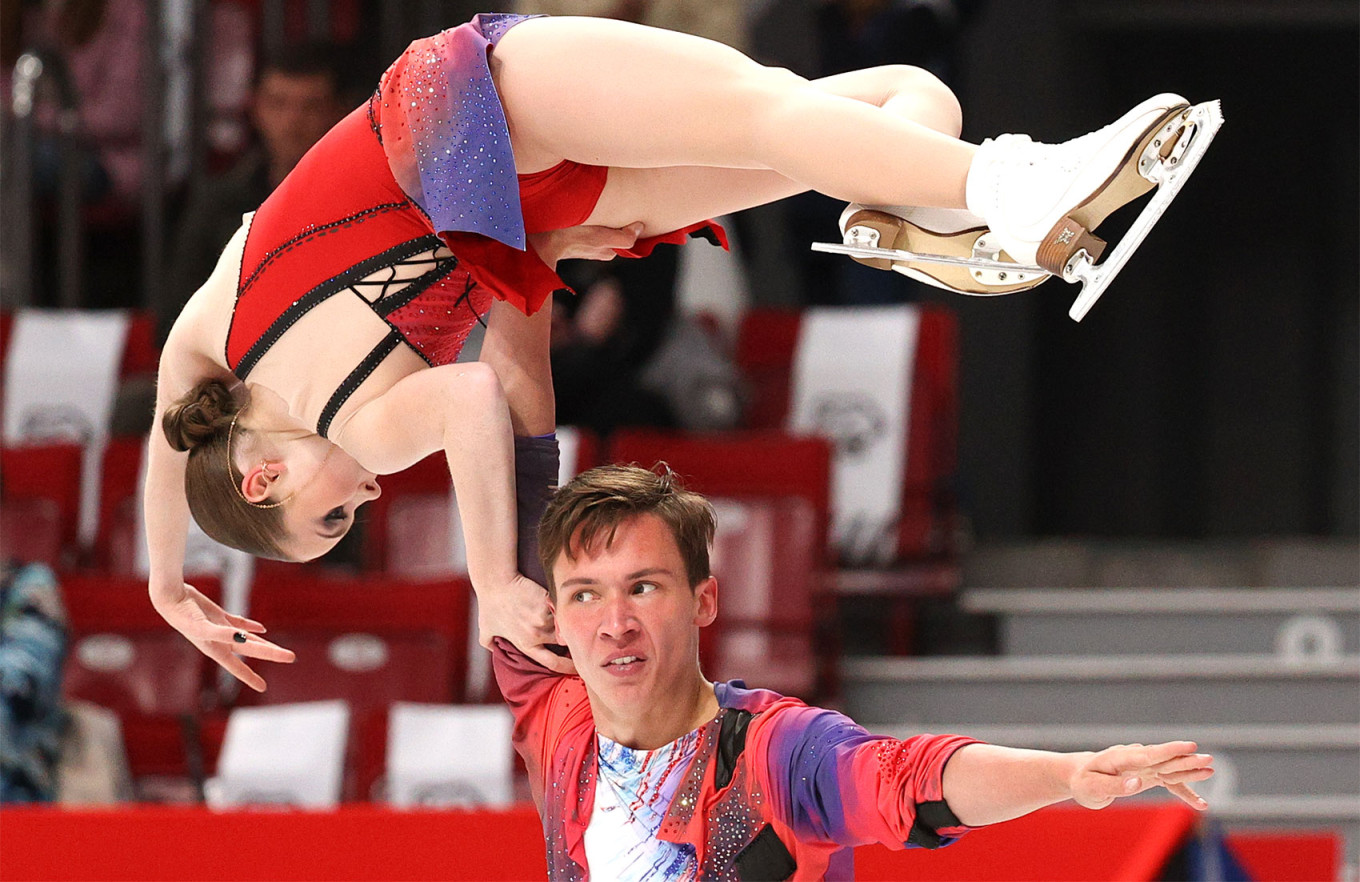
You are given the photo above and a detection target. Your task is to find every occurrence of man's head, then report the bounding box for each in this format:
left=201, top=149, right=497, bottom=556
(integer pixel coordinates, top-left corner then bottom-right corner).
left=538, top=464, right=719, bottom=741
left=539, top=463, right=715, bottom=596
left=252, top=42, right=348, bottom=182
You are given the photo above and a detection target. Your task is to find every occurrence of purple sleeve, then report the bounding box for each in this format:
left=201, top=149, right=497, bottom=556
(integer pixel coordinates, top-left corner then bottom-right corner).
left=756, top=705, right=979, bottom=849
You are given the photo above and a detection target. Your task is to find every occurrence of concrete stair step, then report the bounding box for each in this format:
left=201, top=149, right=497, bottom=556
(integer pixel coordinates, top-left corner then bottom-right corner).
left=841, top=654, right=1360, bottom=726
left=961, top=587, right=1360, bottom=657
left=871, top=723, right=1360, bottom=800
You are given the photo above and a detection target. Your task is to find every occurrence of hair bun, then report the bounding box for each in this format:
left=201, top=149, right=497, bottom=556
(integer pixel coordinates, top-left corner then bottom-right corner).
left=162, top=379, right=239, bottom=452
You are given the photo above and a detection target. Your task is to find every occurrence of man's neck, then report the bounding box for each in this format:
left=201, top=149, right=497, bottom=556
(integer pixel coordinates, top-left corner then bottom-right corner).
left=591, top=676, right=721, bottom=751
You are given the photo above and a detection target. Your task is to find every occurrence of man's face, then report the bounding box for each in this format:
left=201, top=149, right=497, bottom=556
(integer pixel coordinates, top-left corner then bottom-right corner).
left=252, top=70, right=344, bottom=175
left=551, top=514, right=716, bottom=722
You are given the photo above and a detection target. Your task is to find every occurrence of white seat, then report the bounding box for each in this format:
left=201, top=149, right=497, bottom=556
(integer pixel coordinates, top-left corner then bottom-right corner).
left=207, top=701, right=350, bottom=808
left=384, top=703, right=513, bottom=808
left=3, top=309, right=130, bottom=545
left=789, top=305, right=920, bottom=565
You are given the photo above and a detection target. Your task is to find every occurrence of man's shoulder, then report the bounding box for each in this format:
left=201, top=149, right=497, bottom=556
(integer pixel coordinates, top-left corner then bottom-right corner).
left=715, top=679, right=817, bottom=716
left=716, top=680, right=871, bottom=751
left=492, top=638, right=590, bottom=710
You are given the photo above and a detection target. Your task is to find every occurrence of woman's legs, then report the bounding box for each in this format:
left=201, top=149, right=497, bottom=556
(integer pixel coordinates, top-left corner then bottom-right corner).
left=491, top=16, right=974, bottom=228
left=571, top=64, right=965, bottom=235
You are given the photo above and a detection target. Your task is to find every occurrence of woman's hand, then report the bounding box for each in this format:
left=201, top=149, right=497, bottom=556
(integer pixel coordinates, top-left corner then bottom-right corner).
left=149, top=580, right=295, bottom=692
left=477, top=573, right=577, bottom=676
left=528, top=222, right=645, bottom=268
left=1068, top=741, right=1214, bottom=811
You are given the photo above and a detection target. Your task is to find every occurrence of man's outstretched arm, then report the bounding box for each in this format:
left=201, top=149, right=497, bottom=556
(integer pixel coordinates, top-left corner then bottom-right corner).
left=940, top=740, right=1214, bottom=827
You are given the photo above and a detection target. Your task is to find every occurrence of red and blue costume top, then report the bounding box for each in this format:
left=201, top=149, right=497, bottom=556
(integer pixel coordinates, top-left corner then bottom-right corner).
left=493, top=639, right=979, bottom=880
left=225, top=14, right=724, bottom=431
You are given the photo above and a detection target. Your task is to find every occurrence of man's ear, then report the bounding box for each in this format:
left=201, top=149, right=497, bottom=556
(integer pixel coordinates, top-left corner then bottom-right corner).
left=240, top=461, right=283, bottom=504
left=548, top=596, right=563, bottom=643
left=694, top=576, right=718, bottom=628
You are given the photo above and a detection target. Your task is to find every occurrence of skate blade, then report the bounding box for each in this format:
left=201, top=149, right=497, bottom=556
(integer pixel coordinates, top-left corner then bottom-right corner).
left=1066, top=99, right=1224, bottom=321
left=811, top=242, right=1046, bottom=276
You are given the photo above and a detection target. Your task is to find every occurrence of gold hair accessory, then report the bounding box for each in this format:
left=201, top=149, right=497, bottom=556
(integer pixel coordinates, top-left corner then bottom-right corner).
left=227, top=411, right=287, bottom=509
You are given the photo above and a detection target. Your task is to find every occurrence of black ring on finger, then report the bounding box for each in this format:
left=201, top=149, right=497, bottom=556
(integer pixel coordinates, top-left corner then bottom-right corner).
left=233, top=631, right=248, bottom=644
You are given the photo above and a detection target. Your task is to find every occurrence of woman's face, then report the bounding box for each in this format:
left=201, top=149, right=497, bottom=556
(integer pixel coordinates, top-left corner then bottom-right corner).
left=271, top=436, right=382, bottom=561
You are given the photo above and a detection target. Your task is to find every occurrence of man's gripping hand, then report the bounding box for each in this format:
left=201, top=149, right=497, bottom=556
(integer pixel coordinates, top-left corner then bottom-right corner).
left=528, top=222, right=645, bottom=267
left=477, top=573, right=576, bottom=676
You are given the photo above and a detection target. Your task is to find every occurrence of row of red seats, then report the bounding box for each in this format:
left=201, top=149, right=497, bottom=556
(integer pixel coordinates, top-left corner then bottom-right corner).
left=2, top=304, right=961, bottom=570
left=59, top=570, right=473, bottom=802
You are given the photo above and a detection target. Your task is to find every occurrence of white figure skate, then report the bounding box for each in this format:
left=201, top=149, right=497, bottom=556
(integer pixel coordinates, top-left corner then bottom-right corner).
left=834, top=204, right=1051, bottom=295
left=815, top=94, right=1224, bottom=320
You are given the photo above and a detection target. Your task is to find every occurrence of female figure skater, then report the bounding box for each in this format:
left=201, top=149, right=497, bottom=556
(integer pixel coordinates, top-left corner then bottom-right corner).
left=149, top=13, right=1207, bottom=688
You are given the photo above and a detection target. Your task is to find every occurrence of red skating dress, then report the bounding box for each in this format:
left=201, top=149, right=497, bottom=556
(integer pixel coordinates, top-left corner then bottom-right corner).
left=225, top=14, right=725, bottom=438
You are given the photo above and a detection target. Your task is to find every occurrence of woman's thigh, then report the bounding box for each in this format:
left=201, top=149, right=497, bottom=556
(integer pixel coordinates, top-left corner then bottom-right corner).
left=491, top=16, right=801, bottom=173
left=575, top=67, right=961, bottom=234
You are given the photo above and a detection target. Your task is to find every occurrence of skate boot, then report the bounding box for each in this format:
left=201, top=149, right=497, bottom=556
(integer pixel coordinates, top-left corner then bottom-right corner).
left=837, top=204, right=1051, bottom=295
left=966, top=92, right=1224, bottom=319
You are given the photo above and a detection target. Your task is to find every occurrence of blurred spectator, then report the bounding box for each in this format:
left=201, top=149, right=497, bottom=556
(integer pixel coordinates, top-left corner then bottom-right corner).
left=513, top=0, right=750, bottom=52
left=550, top=253, right=681, bottom=437
left=1, top=0, right=144, bottom=204
left=786, top=0, right=984, bottom=306
left=0, top=562, right=68, bottom=803
left=157, top=41, right=348, bottom=341
left=819, top=0, right=978, bottom=82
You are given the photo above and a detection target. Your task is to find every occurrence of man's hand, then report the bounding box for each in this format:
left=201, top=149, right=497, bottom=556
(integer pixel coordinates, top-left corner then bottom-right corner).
left=528, top=222, right=645, bottom=268
left=1069, top=741, right=1214, bottom=811
left=574, top=278, right=624, bottom=344
left=477, top=573, right=577, bottom=676
left=149, top=580, right=295, bottom=692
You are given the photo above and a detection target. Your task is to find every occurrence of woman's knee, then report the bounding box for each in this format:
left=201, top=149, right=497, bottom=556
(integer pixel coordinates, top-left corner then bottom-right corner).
left=882, top=65, right=963, bottom=137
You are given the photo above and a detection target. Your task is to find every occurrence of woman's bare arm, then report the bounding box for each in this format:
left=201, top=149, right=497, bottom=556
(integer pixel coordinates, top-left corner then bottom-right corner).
left=333, top=361, right=573, bottom=674
left=145, top=293, right=295, bottom=690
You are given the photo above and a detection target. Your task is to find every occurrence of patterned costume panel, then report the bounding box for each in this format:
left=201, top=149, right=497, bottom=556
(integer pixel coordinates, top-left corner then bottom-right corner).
left=492, top=639, right=978, bottom=880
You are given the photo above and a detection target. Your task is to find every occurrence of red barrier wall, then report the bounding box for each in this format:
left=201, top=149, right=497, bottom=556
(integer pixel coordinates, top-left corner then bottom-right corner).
left=2, top=803, right=1199, bottom=881
left=1, top=806, right=548, bottom=881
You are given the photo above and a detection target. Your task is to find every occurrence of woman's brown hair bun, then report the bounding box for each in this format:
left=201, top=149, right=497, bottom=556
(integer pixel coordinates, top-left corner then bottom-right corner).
left=162, top=379, right=239, bottom=452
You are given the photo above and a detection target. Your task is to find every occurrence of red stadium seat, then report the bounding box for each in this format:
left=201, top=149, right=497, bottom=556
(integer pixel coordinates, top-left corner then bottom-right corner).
left=94, top=436, right=146, bottom=572
left=1, top=443, right=85, bottom=563
left=734, top=309, right=802, bottom=432
left=0, top=497, right=63, bottom=566
left=0, top=310, right=13, bottom=362
left=361, top=454, right=454, bottom=574
left=897, top=305, right=961, bottom=559
left=61, top=572, right=222, bottom=717
left=363, top=428, right=602, bottom=575
left=242, top=574, right=472, bottom=801
left=118, top=313, right=161, bottom=378
left=705, top=495, right=822, bottom=699
left=734, top=306, right=961, bottom=560
left=610, top=430, right=832, bottom=562
left=242, top=573, right=471, bottom=709
left=119, top=711, right=230, bottom=803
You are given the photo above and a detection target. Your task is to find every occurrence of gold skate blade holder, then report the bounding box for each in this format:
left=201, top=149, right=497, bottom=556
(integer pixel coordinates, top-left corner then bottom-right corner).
left=1065, top=99, right=1225, bottom=321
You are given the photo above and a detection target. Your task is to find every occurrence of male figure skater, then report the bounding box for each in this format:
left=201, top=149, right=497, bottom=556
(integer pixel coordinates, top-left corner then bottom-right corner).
left=495, top=462, right=1214, bottom=879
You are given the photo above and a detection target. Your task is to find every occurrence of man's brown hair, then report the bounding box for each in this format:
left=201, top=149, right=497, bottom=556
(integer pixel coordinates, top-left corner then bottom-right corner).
left=538, top=463, right=715, bottom=595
